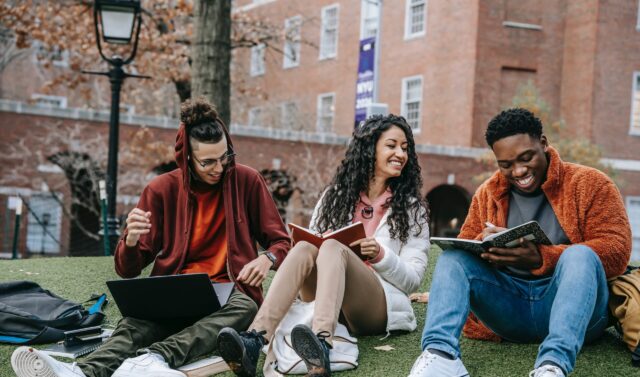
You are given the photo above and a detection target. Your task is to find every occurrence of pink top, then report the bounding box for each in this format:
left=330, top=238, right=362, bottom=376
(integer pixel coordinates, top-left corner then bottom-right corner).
left=353, top=189, right=392, bottom=264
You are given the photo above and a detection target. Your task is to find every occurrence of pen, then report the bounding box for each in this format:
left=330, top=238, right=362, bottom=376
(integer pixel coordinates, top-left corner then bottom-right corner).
left=485, top=222, right=496, bottom=228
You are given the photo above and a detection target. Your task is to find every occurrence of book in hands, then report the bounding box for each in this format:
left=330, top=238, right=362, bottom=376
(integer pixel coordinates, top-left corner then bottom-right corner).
left=430, top=220, right=552, bottom=256
left=288, top=222, right=367, bottom=260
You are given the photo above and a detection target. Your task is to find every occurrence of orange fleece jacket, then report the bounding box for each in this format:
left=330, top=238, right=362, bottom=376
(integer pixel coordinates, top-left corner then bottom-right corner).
left=459, top=146, right=632, bottom=341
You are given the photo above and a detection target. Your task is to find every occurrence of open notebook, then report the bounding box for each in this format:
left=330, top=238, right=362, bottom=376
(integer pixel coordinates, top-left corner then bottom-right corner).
left=431, top=220, right=552, bottom=256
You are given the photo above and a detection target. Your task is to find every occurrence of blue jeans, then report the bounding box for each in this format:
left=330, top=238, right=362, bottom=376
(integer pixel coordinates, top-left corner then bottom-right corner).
left=421, top=245, right=609, bottom=374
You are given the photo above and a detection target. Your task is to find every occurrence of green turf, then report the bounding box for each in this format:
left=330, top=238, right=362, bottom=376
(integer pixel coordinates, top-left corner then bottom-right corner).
left=0, top=249, right=636, bottom=376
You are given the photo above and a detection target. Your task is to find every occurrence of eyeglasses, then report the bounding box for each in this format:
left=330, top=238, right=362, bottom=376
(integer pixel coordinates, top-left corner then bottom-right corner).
left=191, top=152, right=235, bottom=170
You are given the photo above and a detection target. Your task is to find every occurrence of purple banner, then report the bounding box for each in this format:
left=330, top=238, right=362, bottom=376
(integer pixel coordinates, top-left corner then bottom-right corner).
left=354, top=37, right=376, bottom=127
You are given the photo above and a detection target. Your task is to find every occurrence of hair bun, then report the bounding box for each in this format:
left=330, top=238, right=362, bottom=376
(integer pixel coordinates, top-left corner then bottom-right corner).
left=180, top=96, right=219, bottom=127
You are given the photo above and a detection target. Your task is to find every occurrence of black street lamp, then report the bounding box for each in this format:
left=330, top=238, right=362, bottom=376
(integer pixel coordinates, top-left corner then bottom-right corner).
left=84, top=0, right=149, bottom=254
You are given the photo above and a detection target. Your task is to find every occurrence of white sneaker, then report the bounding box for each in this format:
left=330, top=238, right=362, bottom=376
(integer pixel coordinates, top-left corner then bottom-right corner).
left=529, top=365, right=566, bottom=377
left=112, top=352, right=187, bottom=377
left=11, top=346, right=87, bottom=377
left=408, top=349, right=470, bottom=377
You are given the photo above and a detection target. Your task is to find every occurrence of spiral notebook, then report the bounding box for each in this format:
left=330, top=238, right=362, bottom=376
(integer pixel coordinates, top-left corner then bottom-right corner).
left=41, top=340, right=103, bottom=359
left=41, top=328, right=113, bottom=359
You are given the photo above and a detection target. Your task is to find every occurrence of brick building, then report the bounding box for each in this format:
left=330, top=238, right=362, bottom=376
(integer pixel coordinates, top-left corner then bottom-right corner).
left=1, top=0, right=640, bottom=260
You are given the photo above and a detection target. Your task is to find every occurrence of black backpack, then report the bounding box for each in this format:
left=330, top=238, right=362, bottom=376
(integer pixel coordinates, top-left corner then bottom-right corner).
left=0, top=280, right=107, bottom=345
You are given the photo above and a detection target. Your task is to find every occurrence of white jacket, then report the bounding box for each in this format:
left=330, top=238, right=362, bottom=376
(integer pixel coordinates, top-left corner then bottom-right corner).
left=309, top=196, right=430, bottom=333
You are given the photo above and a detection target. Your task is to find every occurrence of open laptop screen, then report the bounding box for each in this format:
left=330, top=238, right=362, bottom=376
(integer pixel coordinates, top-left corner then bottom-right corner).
left=107, top=273, right=234, bottom=321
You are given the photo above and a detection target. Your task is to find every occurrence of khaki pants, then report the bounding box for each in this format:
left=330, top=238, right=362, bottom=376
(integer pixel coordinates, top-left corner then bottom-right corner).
left=251, top=240, right=387, bottom=344
left=78, top=289, right=257, bottom=377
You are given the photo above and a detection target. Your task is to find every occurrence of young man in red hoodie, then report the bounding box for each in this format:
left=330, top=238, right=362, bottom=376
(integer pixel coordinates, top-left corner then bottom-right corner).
left=11, top=98, right=291, bottom=377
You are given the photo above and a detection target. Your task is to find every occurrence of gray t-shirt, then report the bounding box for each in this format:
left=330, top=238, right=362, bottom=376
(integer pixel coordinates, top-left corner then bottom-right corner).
left=505, top=189, right=570, bottom=277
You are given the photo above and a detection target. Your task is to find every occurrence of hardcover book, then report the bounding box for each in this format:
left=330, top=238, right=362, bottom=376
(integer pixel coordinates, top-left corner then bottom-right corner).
left=177, top=356, right=230, bottom=377
left=288, top=222, right=367, bottom=259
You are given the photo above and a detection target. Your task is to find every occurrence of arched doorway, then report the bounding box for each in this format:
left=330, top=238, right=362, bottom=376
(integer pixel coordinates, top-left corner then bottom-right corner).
left=426, top=185, right=471, bottom=237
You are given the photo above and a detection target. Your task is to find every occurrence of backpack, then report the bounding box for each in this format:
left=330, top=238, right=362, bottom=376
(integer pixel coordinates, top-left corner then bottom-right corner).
left=262, top=300, right=358, bottom=377
left=608, top=266, right=640, bottom=367
left=0, top=280, right=107, bottom=345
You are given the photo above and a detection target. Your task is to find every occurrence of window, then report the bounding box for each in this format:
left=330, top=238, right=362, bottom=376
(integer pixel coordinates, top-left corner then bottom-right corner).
left=33, top=41, right=69, bottom=67
left=637, top=0, right=640, bottom=30
left=280, top=102, right=299, bottom=130
left=405, top=0, right=426, bottom=39
left=283, top=16, right=302, bottom=69
left=360, top=0, right=379, bottom=39
left=250, top=43, right=266, bottom=76
left=26, top=195, right=62, bottom=254
left=630, top=72, right=640, bottom=135
left=31, top=94, right=67, bottom=109
left=316, top=93, right=335, bottom=132
left=319, top=4, right=339, bottom=59
left=248, top=107, right=262, bottom=127
left=626, top=197, right=640, bottom=261
left=401, top=76, right=423, bottom=131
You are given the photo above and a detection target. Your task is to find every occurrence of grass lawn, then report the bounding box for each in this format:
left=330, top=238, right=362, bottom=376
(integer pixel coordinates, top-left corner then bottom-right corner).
left=0, top=248, right=636, bottom=377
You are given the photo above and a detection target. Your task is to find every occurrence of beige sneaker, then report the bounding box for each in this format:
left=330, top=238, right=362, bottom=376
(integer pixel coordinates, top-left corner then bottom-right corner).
left=11, top=346, right=87, bottom=377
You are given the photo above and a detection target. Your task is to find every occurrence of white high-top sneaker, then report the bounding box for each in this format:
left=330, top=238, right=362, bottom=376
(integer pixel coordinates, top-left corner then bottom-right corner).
left=407, top=349, right=470, bottom=377
left=11, top=346, right=87, bottom=377
left=111, top=352, right=187, bottom=377
left=529, top=365, right=566, bottom=377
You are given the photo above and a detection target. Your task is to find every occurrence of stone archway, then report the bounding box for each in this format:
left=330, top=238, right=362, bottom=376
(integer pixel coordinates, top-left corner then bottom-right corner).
left=426, top=184, right=471, bottom=237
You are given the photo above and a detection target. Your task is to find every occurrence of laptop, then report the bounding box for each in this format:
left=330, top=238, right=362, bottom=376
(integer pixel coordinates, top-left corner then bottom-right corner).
left=106, top=273, right=234, bottom=321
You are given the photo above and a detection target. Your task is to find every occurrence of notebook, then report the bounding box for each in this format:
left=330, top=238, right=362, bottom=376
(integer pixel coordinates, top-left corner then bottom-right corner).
left=107, top=274, right=234, bottom=321
left=41, top=328, right=114, bottom=359
left=41, top=340, right=103, bottom=359
left=288, top=222, right=367, bottom=259
left=431, top=220, right=552, bottom=256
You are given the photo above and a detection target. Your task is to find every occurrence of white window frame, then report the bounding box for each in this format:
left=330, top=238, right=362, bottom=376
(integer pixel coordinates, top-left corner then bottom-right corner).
left=319, top=4, right=339, bottom=60
left=626, top=196, right=640, bottom=261
left=316, top=93, right=336, bottom=133
left=360, top=0, right=379, bottom=39
left=280, top=101, right=298, bottom=130
left=283, top=16, right=302, bottom=69
left=404, top=0, right=427, bottom=40
left=25, top=194, right=62, bottom=254
left=637, top=0, right=640, bottom=31
left=32, top=41, right=70, bottom=68
left=401, top=75, right=423, bottom=133
left=31, top=94, right=68, bottom=109
left=250, top=43, right=266, bottom=76
left=630, top=71, right=640, bottom=136
left=248, top=107, right=262, bottom=127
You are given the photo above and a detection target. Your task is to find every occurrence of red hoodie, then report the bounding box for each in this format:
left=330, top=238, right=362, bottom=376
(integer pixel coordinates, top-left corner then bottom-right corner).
left=114, top=123, right=291, bottom=305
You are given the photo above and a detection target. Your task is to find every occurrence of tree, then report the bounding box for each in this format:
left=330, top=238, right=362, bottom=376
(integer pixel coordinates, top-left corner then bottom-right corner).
left=0, top=0, right=313, bottom=122
left=192, top=0, right=231, bottom=125
left=475, top=81, right=617, bottom=184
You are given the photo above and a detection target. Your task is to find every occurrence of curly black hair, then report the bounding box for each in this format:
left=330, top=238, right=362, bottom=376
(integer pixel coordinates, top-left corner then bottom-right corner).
left=180, top=96, right=225, bottom=143
left=314, top=114, right=429, bottom=244
left=485, top=108, right=543, bottom=147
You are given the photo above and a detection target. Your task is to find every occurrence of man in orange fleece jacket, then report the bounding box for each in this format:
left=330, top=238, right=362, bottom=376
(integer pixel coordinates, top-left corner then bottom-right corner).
left=409, top=108, right=631, bottom=377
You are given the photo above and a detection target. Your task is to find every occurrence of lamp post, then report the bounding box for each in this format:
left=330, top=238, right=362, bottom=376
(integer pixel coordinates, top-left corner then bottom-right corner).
left=84, top=0, right=149, bottom=254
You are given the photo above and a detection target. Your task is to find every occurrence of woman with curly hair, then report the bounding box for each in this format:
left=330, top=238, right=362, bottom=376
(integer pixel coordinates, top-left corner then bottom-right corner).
left=218, top=114, right=430, bottom=377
